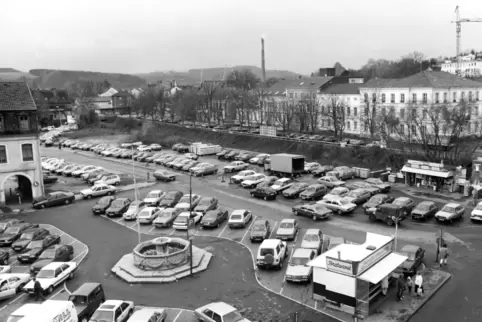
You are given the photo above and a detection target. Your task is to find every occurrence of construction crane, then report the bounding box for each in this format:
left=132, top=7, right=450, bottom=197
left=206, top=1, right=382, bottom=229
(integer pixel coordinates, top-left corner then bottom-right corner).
left=451, top=6, right=482, bottom=75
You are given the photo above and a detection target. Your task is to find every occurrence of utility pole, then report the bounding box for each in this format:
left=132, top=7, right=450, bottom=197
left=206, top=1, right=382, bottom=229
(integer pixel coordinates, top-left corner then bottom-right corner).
left=188, top=172, right=193, bottom=275
left=131, top=145, right=141, bottom=245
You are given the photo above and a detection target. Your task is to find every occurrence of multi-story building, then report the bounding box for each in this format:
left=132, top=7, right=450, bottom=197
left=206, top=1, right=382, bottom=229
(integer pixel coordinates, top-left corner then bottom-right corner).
left=111, top=91, right=133, bottom=115
left=441, top=54, right=482, bottom=78
left=31, top=88, right=72, bottom=126
left=0, top=81, right=44, bottom=205
left=358, top=70, right=482, bottom=139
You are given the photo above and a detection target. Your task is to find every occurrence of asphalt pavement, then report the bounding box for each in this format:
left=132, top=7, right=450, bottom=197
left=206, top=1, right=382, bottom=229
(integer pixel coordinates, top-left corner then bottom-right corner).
left=33, top=146, right=482, bottom=322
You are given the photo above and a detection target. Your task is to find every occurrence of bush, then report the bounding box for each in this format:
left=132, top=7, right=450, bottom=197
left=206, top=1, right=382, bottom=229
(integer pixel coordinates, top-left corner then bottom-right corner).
left=115, top=117, right=141, bottom=131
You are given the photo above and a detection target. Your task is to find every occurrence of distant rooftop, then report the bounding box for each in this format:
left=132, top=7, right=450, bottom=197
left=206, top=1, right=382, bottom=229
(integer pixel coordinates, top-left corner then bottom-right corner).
left=0, top=81, right=37, bottom=112
left=320, top=83, right=361, bottom=95
left=266, top=77, right=333, bottom=95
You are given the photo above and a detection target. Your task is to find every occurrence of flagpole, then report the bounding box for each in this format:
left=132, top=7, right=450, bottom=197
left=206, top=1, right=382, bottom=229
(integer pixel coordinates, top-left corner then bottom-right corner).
left=131, top=145, right=141, bottom=244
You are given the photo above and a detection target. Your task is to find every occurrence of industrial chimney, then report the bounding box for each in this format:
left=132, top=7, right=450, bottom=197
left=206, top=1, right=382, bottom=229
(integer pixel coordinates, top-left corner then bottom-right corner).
left=261, top=36, right=266, bottom=83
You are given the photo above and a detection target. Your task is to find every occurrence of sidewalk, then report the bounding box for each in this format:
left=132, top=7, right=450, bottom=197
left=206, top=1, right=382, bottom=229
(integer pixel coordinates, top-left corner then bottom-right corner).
left=392, top=183, right=473, bottom=207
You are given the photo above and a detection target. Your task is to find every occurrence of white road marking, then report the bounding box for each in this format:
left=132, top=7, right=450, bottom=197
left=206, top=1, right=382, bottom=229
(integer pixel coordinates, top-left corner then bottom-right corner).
left=217, top=223, right=228, bottom=238
left=68, top=240, right=77, bottom=245
left=72, top=250, right=88, bottom=263
left=288, top=246, right=294, bottom=262
left=269, top=221, right=279, bottom=239
left=116, top=218, right=124, bottom=223
left=315, top=300, right=318, bottom=310
left=48, top=288, right=64, bottom=300
left=148, top=227, right=156, bottom=234
left=241, top=216, right=256, bottom=243
left=63, top=281, right=72, bottom=295
left=129, top=222, right=138, bottom=229
left=294, top=229, right=299, bottom=243
left=10, top=260, right=18, bottom=266
left=9, top=293, right=26, bottom=304
left=58, top=232, right=66, bottom=237
left=168, top=230, right=176, bottom=236
left=172, top=309, right=183, bottom=322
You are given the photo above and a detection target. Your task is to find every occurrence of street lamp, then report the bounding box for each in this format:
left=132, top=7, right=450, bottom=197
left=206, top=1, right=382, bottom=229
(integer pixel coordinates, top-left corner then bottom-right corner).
left=188, top=172, right=193, bottom=275
left=131, top=145, right=141, bottom=245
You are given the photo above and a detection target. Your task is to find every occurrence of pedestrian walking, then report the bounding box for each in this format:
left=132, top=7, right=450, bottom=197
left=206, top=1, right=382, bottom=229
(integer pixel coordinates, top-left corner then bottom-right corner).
left=439, top=243, right=449, bottom=267
left=33, top=277, right=45, bottom=301
left=472, top=188, right=477, bottom=207
left=381, top=275, right=389, bottom=296
left=58, top=142, right=62, bottom=150
left=414, top=271, right=424, bottom=297
left=406, top=276, right=414, bottom=294
left=396, top=276, right=406, bottom=301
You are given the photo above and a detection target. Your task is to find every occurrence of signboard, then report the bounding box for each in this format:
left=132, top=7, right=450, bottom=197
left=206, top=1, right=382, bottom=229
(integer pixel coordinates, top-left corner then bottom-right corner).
left=355, top=241, right=393, bottom=275
left=260, top=125, right=277, bottom=137
left=326, top=257, right=354, bottom=275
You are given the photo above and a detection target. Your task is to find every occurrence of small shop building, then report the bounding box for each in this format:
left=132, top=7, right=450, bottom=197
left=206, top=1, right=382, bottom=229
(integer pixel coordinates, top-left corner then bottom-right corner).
left=401, top=160, right=457, bottom=192
left=308, top=233, right=407, bottom=317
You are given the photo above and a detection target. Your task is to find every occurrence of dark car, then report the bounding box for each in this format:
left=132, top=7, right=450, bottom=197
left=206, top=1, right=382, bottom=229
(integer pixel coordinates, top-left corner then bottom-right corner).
left=17, top=235, right=61, bottom=263
left=43, top=174, right=58, bottom=184
left=250, top=186, right=277, bottom=200
left=362, top=194, right=394, bottom=214
left=0, top=250, right=9, bottom=265
left=11, top=227, right=50, bottom=252
left=153, top=170, right=177, bottom=182
left=282, top=182, right=309, bottom=198
left=92, top=196, right=116, bottom=215
left=0, top=223, right=39, bottom=247
left=145, top=153, right=164, bottom=163
left=367, top=203, right=407, bottom=226
left=182, top=161, right=200, bottom=172
left=238, top=152, right=257, bottom=162
left=133, top=152, right=150, bottom=161
left=194, top=197, right=218, bottom=214
left=29, top=245, right=74, bottom=274
left=292, top=204, right=334, bottom=221
left=88, top=172, right=114, bottom=185
left=217, top=149, right=232, bottom=159
left=312, top=166, right=335, bottom=177
left=0, top=219, right=23, bottom=234
left=395, top=245, right=425, bottom=276
left=33, top=191, right=75, bottom=209
left=158, top=191, right=183, bottom=208
left=69, top=283, right=106, bottom=322
left=299, top=184, right=328, bottom=201
left=105, top=198, right=132, bottom=217
left=249, top=219, right=271, bottom=242
left=225, top=150, right=240, bottom=160
left=392, top=197, right=416, bottom=215
left=83, top=170, right=107, bottom=183
left=257, top=176, right=278, bottom=188
left=138, top=152, right=155, bottom=162
left=200, top=209, right=229, bottom=228
left=411, top=201, right=438, bottom=221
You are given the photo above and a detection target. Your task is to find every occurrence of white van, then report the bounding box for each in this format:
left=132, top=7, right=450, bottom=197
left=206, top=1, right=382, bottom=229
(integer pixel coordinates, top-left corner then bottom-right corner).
left=19, top=300, right=78, bottom=322
left=6, top=303, right=42, bottom=322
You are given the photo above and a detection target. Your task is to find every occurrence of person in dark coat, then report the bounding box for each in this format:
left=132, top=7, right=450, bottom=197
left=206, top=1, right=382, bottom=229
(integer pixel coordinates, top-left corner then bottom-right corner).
left=33, top=277, right=46, bottom=301
left=396, top=276, right=406, bottom=301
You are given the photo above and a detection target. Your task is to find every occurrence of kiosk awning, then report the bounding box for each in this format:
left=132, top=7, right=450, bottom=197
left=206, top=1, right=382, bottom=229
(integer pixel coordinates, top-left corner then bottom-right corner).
left=358, top=253, right=407, bottom=284
left=401, top=166, right=452, bottom=178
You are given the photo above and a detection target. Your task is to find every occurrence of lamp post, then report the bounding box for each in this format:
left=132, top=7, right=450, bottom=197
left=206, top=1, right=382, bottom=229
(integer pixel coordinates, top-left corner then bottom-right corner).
left=188, top=172, right=193, bottom=275
left=131, top=145, right=141, bottom=245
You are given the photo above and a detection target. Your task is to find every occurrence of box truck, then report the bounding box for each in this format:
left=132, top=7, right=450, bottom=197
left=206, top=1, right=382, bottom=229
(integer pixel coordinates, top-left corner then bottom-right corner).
left=265, top=153, right=305, bottom=177
left=19, top=300, right=77, bottom=322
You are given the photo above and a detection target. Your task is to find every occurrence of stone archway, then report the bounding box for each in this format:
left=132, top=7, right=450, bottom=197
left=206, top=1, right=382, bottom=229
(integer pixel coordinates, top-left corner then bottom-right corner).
left=2, top=174, right=33, bottom=205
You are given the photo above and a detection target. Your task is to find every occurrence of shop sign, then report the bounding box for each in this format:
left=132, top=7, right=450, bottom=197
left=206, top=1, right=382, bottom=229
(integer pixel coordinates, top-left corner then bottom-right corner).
left=326, top=257, right=354, bottom=275
left=356, top=241, right=393, bottom=275
left=323, top=298, right=341, bottom=307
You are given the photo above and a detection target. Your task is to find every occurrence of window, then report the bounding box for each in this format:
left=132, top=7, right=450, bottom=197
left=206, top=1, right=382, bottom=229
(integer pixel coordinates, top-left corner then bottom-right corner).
left=327, top=119, right=331, bottom=127
left=475, top=121, right=479, bottom=133
left=461, top=92, right=465, bottom=102
left=411, top=108, right=416, bottom=118
left=477, top=91, right=480, bottom=101
left=18, top=115, right=29, bottom=130
left=372, top=93, right=376, bottom=102
left=347, top=121, right=351, bottom=130
left=421, top=125, right=427, bottom=135
left=411, top=124, right=416, bottom=134
left=468, top=122, right=471, bottom=133
left=353, top=107, right=357, bottom=116
left=453, top=92, right=457, bottom=102
left=422, top=93, right=428, bottom=103
left=399, top=124, right=405, bottom=134
left=400, top=108, right=405, bottom=118
left=469, top=91, right=473, bottom=102
left=364, top=121, right=369, bottom=132
left=365, top=107, right=369, bottom=116
left=354, top=121, right=357, bottom=130
left=22, top=144, right=33, bottom=162
left=400, top=94, right=405, bottom=103
left=294, top=93, right=298, bottom=98
left=364, top=93, right=368, bottom=102
left=412, top=93, right=417, bottom=103
left=423, top=110, right=427, bottom=120
left=391, top=93, right=395, bottom=103
left=321, top=119, right=325, bottom=127
left=475, top=106, right=479, bottom=116
left=435, top=93, right=439, bottom=103
left=0, top=146, right=6, bottom=163
left=346, top=106, right=351, bottom=116
left=312, top=93, right=316, bottom=99
left=443, top=92, right=448, bottom=103
left=381, top=94, right=386, bottom=103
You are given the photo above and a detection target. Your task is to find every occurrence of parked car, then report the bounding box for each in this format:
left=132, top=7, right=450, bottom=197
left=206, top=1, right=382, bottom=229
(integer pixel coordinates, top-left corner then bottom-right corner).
left=95, top=174, right=121, bottom=186
left=283, top=182, right=309, bottom=198
left=224, top=161, right=249, bottom=173
left=395, top=245, right=425, bottom=276
left=344, top=188, right=371, bottom=204
left=471, top=201, right=482, bottom=222
left=392, top=197, right=416, bottom=215
left=250, top=186, right=277, bottom=200
left=17, top=235, right=61, bottom=263
left=228, top=209, right=253, bottom=228
left=0, top=223, right=39, bottom=247
left=194, top=302, right=250, bottom=322
left=0, top=273, right=32, bottom=300
left=23, top=262, right=77, bottom=295
left=411, top=201, right=438, bottom=220
left=0, top=219, right=23, bottom=234
left=92, top=196, right=116, bottom=215
left=194, top=197, right=218, bottom=214
left=323, top=187, right=349, bottom=201
left=158, top=191, right=183, bottom=208
left=175, top=194, right=202, bottom=211
left=80, top=183, right=116, bottom=199
left=0, top=251, right=9, bottom=265
left=231, top=170, right=257, bottom=184
left=190, top=163, right=218, bottom=176
left=317, top=176, right=345, bottom=188
left=304, top=162, right=321, bottom=174
left=366, top=203, right=407, bottom=226
left=123, top=200, right=147, bottom=221
left=362, top=194, right=394, bottom=214
left=105, top=198, right=132, bottom=218
left=300, top=229, right=324, bottom=255
left=216, top=149, right=232, bottom=159
left=137, top=207, right=162, bottom=224
left=364, top=178, right=391, bottom=192
left=172, top=211, right=203, bottom=230
left=29, top=245, right=74, bottom=275
left=68, top=282, right=106, bottom=322
left=327, top=236, right=346, bottom=250
left=249, top=154, right=269, bottom=164
left=143, top=190, right=166, bottom=206
left=270, top=178, right=295, bottom=193
left=249, top=219, right=271, bottom=242
left=89, top=300, right=134, bottom=322
left=11, top=227, right=50, bottom=252
left=299, top=184, right=328, bottom=201
left=292, top=204, right=333, bottom=221
left=276, top=219, right=299, bottom=240
left=257, top=176, right=278, bottom=188
left=153, top=170, right=177, bottom=181
left=345, top=180, right=376, bottom=192
left=435, top=203, right=465, bottom=224
left=317, top=197, right=357, bottom=215
left=285, top=248, right=316, bottom=283
left=241, top=174, right=267, bottom=189
left=200, top=209, right=229, bottom=229
left=256, top=239, right=287, bottom=270
left=33, top=191, right=75, bottom=209
left=224, top=150, right=240, bottom=160
left=331, top=166, right=356, bottom=180
left=182, top=161, right=200, bottom=171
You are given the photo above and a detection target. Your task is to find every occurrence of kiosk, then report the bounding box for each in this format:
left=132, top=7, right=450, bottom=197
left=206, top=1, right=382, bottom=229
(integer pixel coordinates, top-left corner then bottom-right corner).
left=308, top=233, right=407, bottom=317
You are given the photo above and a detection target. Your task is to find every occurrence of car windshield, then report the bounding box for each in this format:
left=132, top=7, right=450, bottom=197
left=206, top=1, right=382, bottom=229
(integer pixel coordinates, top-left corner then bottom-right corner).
left=393, top=199, right=407, bottom=206
left=331, top=189, right=344, bottom=196
left=273, top=180, right=285, bottom=186
left=159, top=210, right=172, bottom=217
left=29, top=240, right=43, bottom=248
left=304, top=234, right=319, bottom=242
left=280, top=222, right=293, bottom=229
left=39, top=249, right=56, bottom=259
left=290, top=183, right=304, bottom=190
left=223, top=311, right=244, bottom=322
left=347, top=191, right=360, bottom=197
left=179, top=196, right=194, bottom=203
left=176, top=216, right=188, bottom=223
left=98, top=198, right=112, bottom=205
left=252, top=223, right=265, bottom=231
left=111, top=200, right=124, bottom=208
left=476, top=204, right=482, bottom=211
left=68, top=295, right=87, bottom=305
left=441, top=206, right=456, bottom=213
left=20, top=233, right=34, bottom=239
left=370, top=196, right=383, bottom=203
left=416, top=203, right=431, bottom=211
left=291, top=256, right=309, bottom=266
left=147, top=192, right=160, bottom=198
left=260, top=248, right=274, bottom=256
left=138, top=210, right=150, bottom=217
left=231, top=214, right=242, bottom=220
left=304, top=187, right=316, bottom=193
left=401, top=251, right=416, bottom=261
left=339, top=199, right=351, bottom=205
left=369, top=179, right=382, bottom=184
left=156, top=171, right=168, bottom=175
left=90, top=310, right=114, bottom=322
left=198, top=199, right=211, bottom=205
left=36, top=269, right=55, bottom=278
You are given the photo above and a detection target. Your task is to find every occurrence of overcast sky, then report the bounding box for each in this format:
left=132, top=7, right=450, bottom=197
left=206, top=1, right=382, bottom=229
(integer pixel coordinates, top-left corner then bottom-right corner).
left=1, top=0, right=481, bottom=75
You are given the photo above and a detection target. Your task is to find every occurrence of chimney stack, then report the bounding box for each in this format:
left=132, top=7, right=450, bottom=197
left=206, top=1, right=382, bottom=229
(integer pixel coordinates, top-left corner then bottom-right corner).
left=261, top=36, right=266, bottom=83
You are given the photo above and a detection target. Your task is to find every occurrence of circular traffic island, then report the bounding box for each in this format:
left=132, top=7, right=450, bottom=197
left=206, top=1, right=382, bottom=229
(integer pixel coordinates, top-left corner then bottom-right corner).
left=112, top=236, right=213, bottom=283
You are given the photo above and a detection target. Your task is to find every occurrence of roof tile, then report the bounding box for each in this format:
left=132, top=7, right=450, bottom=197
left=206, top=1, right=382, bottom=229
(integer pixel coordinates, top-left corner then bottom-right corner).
left=320, top=83, right=361, bottom=95
left=0, top=81, right=37, bottom=112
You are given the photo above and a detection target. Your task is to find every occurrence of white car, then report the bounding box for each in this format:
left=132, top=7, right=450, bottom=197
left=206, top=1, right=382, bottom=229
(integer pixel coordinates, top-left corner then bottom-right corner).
left=249, top=154, right=269, bottom=164
left=300, top=229, right=324, bottom=255
left=123, top=200, right=147, bottom=221
left=228, top=209, right=253, bottom=228
left=137, top=145, right=152, bottom=152
left=285, top=248, right=316, bottom=283
left=471, top=201, right=482, bottom=222
left=322, top=187, right=350, bottom=201
left=231, top=170, right=257, bottom=183
left=143, top=190, right=166, bottom=206
left=23, top=262, right=76, bottom=295
left=241, top=174, right=267, bottom=189
left=80, top=167, right=103, bottom=178
left=72, top=165, right=98, bottom=177
left=194, top=302, right=251, bottom=322
left=304, top=162, right=321, bottom=173
left=80, top=183, right=116, bottom=199
left=224, top=161, right=249, bottom=173
left=0, top=273, right=31, bottom=300
left=172, top=211, right=203, bottom=230
left=317, top=197, right=357, bottom=214
left=102, top=148, right=119, bottom=156
left=276, top=218, right=299, bottom=241
left=184, top=153, right=198, bottom=160
left=137, top=207, right=162, bottom=224
left=128, top=308, right=167, bottom=322
left=0, top=266, right=11, bottom=274
left=96, top=174, right=121, bottom=186
left=150, top=143, right=162, bottom=151
left=270, top=178, right=295, bottom=193
left=174, top=194, right=201, bottom=212
left=90, top=300, right=134, bottom=322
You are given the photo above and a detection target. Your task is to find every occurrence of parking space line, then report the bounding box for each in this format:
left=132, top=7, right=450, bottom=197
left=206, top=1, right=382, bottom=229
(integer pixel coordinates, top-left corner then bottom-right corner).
left=173, top=309, right=183, bottom=322
left=217, top=223, right=228, bottom=238
left=68, top=240, right=77, bottom=245
left=168, top=230, right=176, bottom=236
left=72, top=250, right=88, bottom=263
left=241, top=216, right=256, bottom=243
left=148, top=227, right=156, bottom=234
left=269, top=221, right=278, bottom=238
left=128, top=222, right=138, bottom=229
left=10, top=260, right=18, bottom=266
left=315, top=300, right=318, bottom=310
left=116, top=218, right=124, bottom=223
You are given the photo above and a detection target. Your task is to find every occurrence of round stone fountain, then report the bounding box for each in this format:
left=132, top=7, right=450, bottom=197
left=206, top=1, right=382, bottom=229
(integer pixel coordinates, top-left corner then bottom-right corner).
left=112, top=236, right=213, bottom=283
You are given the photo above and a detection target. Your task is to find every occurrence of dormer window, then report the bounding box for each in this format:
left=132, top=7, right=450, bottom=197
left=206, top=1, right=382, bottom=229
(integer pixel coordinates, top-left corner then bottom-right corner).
left=19, top=115, right=29, bottom=130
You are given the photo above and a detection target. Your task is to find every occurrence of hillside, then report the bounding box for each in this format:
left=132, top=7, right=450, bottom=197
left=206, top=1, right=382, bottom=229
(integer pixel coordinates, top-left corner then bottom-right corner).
left=0, top=69, right=38, bottom=81
left=28, top=69, right=146, bottom=89
left=137, top=65, right=302, bottom=84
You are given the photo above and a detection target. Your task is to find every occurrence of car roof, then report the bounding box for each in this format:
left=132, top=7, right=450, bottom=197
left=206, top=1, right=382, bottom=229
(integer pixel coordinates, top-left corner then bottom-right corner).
left=204, top=302, right=237, bottom=315
left=260, top=239, right=282, bottom=248
left=42, top=262, right=71, bottom=270
left=99, top=300, right=124, bottom=309
left=293, top=248, right=314, bottom=257
left=444, top=202, right=461, bottom=207
left=395, top=197, right=410, bottom=201
left=253, top=219, right=268, bottom=225
left=276, top=178, right=290, bottom=182
left=149, top=190, right=162, bottom=194
left=232, top=209, right=246, bottom=215
left=418, top=201, right=435, bottom=205
left=305, top=228, right=321, bottom=235
left=10, top=223, right=26, bottom=228
left=379, top=203, right=402, bottom=209
left=400, top=245, right=419, bottom=253
left=71, top=282, right=101, bottom=296
left=280, top=218, right=295, bottom=223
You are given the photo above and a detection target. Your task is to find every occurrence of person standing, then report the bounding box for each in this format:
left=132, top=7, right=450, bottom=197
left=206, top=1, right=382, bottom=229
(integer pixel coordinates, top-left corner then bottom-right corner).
left=381, top=275, right=389, bottom=296
left=396, top=276, right=406, bottom=301
left=414, top=271, right=423, bottom=297
left=439, top=243, right=449, bottom=267
left=33, top=277, right=45, bottom=301
left=406, top=276, right=414, bottom=295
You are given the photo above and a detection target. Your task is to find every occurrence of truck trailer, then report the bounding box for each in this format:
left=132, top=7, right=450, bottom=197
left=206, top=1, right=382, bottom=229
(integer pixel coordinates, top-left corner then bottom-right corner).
left=265, top=153, right=305, bottom=177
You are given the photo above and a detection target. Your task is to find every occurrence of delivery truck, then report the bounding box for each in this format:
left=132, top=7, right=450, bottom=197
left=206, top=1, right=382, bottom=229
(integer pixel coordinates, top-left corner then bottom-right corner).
left=265, top=153, right=305, bottom=177
left=19, top=300, right=77, bottom=322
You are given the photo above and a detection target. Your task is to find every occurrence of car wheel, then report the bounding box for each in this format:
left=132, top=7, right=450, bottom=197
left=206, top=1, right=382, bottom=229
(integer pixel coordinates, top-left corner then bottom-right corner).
left=264, top=196, right=267, bottom=200
left=293, top=210, right=299, bottom=216
left=47, top=286, right=53, bottom=294
left=68, top=272, right=75, bottom=280
left=115, top=181, right=120, bottom=186
left=337, top=210, right=343, bottom=215
left=107, top=191, right=112, bottom=196
left=369, top=214, right=376, bottom=221
left=217, top=223, right=220, bottom=228
left=278, top=260, right=283, bottom=270
left=450, top=218, right=454, bottom=224
left=87, top=195, right=92, bottom=199
left=82, top=318, right=88, bottom=322
left=65, top=200, right=70, bottom=205
left=41, top=204, right=46, bottom=209
left=312, top=215, right=318, bottom=221
left=386, top=218, right=394, bottom=226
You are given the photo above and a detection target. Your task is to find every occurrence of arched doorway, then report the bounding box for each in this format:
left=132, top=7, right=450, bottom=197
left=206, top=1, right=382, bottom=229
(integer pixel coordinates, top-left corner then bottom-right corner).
left=3, top=174, right=33, bottom=205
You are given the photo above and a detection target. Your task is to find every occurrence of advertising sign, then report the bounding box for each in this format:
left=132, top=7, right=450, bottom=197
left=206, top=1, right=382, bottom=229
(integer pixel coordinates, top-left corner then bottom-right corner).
left=355, top=241, right=393, bottom=275
left=326, top=257, right=354, bottom=275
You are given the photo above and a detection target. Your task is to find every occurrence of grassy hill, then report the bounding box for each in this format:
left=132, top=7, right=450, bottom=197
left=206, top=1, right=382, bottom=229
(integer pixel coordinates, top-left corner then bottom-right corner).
left=137, top=65, right=302, bottom=84
left=0, top=69, right=38, bottom=81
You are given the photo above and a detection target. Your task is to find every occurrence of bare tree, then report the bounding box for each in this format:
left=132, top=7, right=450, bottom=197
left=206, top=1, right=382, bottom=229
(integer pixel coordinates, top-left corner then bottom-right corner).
left=381, top=101, right=481, bottom=163
left=274, top=100, right=296, bottom=133
left=305, top=98, right=320, bottom=133
left=361, top=90, right=382, bottom=138
left=321, top=95, right=347, bottom=139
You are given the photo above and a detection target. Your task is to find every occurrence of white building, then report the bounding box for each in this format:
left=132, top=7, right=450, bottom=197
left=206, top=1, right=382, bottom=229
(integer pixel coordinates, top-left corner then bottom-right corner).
left=441, top=55, right=482, bottom=78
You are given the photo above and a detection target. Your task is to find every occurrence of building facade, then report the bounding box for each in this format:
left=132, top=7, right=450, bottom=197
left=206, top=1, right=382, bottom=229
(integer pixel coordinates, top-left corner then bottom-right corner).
left=441, top=54, right=482, bottom=78
left=0, top=82, right=44, bottom=205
